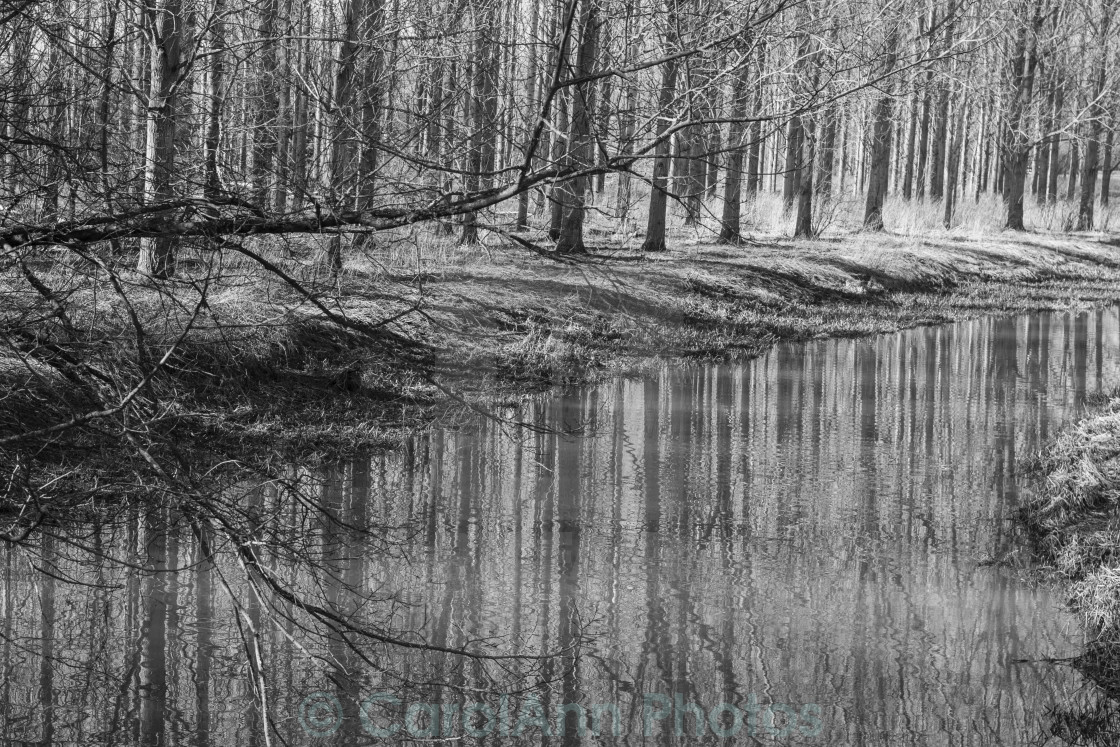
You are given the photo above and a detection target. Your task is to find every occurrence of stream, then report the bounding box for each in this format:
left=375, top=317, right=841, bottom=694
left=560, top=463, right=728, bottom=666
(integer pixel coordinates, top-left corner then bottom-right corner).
left=4, top=307, right=1119, bottom=744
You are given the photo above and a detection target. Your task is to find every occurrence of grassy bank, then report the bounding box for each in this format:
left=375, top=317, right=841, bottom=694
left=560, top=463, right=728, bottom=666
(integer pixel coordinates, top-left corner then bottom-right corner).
left=1024, top=400, right=1120, bottom=702
left=4, top=202, right=1120, bottom=514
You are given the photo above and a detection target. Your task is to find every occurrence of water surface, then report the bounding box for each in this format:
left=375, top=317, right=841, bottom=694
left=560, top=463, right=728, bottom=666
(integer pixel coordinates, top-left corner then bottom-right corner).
left=4, top=308, right=1118, bottom=744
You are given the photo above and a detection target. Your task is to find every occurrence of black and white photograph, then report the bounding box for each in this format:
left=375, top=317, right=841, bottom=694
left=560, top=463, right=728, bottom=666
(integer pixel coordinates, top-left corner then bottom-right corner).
left=1, top=0, right=1119, bottom=741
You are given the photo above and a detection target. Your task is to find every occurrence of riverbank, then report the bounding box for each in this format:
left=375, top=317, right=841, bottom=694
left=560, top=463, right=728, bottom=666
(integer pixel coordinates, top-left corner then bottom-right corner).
left=5, top=225, right=1120, bottom=511
left=1024, top=398, right=1120, bottom=703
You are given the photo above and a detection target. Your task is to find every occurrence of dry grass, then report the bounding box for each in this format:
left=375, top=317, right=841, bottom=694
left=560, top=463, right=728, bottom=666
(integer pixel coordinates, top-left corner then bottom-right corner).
left=1023, top=398, right=1120, bottom=703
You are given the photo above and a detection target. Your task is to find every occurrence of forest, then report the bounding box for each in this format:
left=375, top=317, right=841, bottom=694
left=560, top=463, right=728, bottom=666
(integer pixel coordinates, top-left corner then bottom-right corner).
left=0, top=0, right=1116, bottom=268
left=6, top=0, right=1120, bottom=743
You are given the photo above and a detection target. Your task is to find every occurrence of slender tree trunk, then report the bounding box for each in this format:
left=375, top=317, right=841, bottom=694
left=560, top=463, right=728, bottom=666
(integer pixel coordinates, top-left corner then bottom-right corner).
left=718, top=55, right=750, bottom=243
left=272, top=0, right=295, bottom=212
left=547, top=86, right=570, bottom=238
left=352, top=0, right=386, bottom=251
left=615, top=2, right=639, bottom=221
left=902, top=82, right=918, bottom=199
left=817, top=110, right=837, bottom=198
left=1002, top=0, right=1043, bottom=231
left=1067, top=138, right=1079, bottom=200
left=745, top=43, right=765, bottom=196
left=288, top=7, right=311, bottom=208
left=2, top=28, right=31, bottom=189
left=683, top=128, right=705, bottom=224
left=325, top=0, right=367, bottom=271
left=516, top=0, right=542, bottom=231
left=1078, top=130, right=1101, bottom=230
left=251, top=0, right=280, bottom=207
left=703, top=76, right=723, bottom=200
left=746, top=121, right=762, bottom=195
left=555, top=0, right=598, bottom=253
left=594, top=25, right=613, bottom=198
left=98, top=0, right=120, bottom=212
left=943, top=102, right=966, bottom=227
left=975, top=102, right=989, bottom=201
left=641, top=56, right=679, bottom=252
left=203, top=0, right=224, bottom=200
left=1046, top=86, right=1063, bottom=202
left=782, top=115, right=803, bottom=210
left=546, top=0, right=573, bottom=239
left=1103, top=128, right=1114, bottom=206
left=916, top=69, right=933, bottom=198
left=706, top=122, right=721, bottom=199
left=137, top=0, right=184, bottom=278
left=794, top=122, right=815, bottom=237
left=1035, top=84, right=1055, bottom=205
left=1076, top=0, right=1113, bottom=228
left=41, top=0, right=67, bottom=222
left=863, top=30, right=899, bottom=230
left=1077, top=51, right=1109, bottom=228
left=460, top=41, right=483, bottom=245
left=929, top=85, right=949, bottom=199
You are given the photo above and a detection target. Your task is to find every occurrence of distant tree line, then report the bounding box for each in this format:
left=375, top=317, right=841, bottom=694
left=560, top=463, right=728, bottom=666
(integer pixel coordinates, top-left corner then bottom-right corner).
left=0, top=0, right=1117, bottom=275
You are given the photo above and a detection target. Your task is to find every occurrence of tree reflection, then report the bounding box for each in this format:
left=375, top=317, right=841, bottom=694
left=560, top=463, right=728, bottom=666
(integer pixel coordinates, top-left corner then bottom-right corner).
left=3, top=308, right=1120, bottom=744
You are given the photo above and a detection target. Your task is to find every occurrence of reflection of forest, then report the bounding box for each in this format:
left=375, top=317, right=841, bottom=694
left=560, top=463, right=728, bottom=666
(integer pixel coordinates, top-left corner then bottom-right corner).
left=2, top=310, right=1117, bottom=745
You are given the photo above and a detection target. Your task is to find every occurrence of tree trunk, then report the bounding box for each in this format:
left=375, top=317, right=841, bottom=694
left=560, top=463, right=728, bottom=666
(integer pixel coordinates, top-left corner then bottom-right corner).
left=98, top=0, right=120, bottom=214
left=272, top=0, right=295, bottom=213
left=794, top=120, right=815, bottom=237
left=41, top=0, right=67, bottom=222
left=1077, top=14, right=1110, bottom=230
left=943, top=102, right=966, bottom=228
left=641, top=56, right=679, bottom=253
left=137, top=0, right=184, bottom=278
left=594, top=24, right=612, bottom=198
left=863, top=94, right=895, bottom=229
left=975, top=103, right=989, bottom=201
left=1002, top=0, right=1043, bottom=231
left=902, top=83, right=918, bottom=199
left=325, top=0, right=368, bottom=270
left=203, top=0, right=224, bottom=200
left=547, top=87, right=570, bottom=239
left=863, top=30, right=899, bottom=230
left=782, top=115, right=803, bottom=210
left=745, top=42, right=765, bottom=197
left=1103, top=128, right=1114, bottom=206
left=817, top=110, right=837, bottom=198
left=929, top=84, right=949, bottom=199
left=1077, top=130, right=1100, bottom=231
left=794, top=173, right=814, bottom=237
left=746, top=119, right=762, bottom=196
left=460, top=43, right=483, bottom=245
left=1035, top=84, right=1055, bottom=205
left=718, top=56, right=750, bottom=243
left=1066, top=138, right=1079, bottom=201
left=615, top=2, right=639, bottom=222
left=516, top=0, right=542, bottom=231
left=250, top=0, right=280, bottom=208
left=706, top=124, right=721, bottom=199
left=288, top=8, right=311, bottom=209
left=685, top=129, right=706, bottom=224
left=1046, top=86, right=1063, bottom=202
left=555, top=0, right=598, bottom=254
left=916, top=69, right=933, bottom=198
left=352, top=0, right=386, bottom=252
